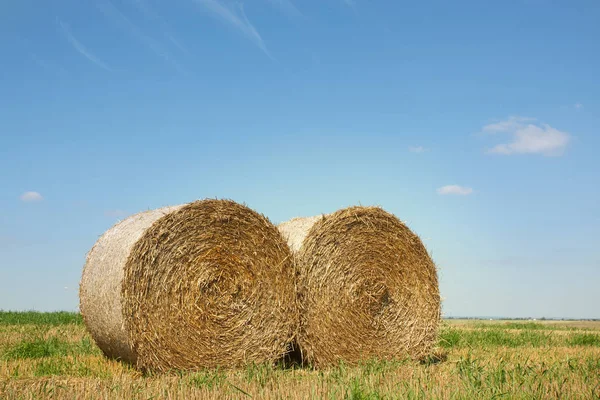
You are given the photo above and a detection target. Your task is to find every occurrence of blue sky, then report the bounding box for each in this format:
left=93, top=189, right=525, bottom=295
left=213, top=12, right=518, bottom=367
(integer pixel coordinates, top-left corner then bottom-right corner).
left=1, top=0, right=598, bottom=318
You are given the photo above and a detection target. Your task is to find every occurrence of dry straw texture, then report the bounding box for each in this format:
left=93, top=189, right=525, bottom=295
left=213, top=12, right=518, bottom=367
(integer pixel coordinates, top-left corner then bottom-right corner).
left=79, top=205, right=183, bottom=364
left=80, top=199, right=297, bottom=372
left=278, top=206, right=441, bottom=367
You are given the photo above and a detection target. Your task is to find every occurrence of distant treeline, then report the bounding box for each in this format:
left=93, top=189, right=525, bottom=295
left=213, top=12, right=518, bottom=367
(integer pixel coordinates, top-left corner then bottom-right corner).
left=1, top=311, right=598, bottom=324
left=444, top=316, right=600, bottom=321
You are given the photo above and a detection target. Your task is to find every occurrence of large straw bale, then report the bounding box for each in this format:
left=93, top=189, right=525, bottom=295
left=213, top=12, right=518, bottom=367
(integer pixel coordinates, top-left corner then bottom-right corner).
left=278, top=206, right=440, bottom=367
left=80, top=199, right=296, bottom=371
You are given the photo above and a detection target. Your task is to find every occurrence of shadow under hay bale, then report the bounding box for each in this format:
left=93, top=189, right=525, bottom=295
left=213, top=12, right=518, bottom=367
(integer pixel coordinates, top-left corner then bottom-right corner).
left=278, top=206, right=441, bottom=368
left=80, top=199, right=297, bottom=372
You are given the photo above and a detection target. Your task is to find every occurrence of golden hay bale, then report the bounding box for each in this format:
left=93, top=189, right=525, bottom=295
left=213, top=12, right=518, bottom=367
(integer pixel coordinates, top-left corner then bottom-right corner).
left=278, top=206, right=440, bottom=367
left=80, top=199, right=297, bottom=372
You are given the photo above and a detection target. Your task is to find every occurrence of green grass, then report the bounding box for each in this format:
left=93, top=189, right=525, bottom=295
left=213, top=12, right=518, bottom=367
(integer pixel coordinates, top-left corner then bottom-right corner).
left=0, top=311, right=82, bottom=326
left=33, top=357, right=97, bottom=377
left=3, top=336, right=99, bottom=360
left=439, top=326, right=600, bottom=349
left=345, top=376, right=383, bottom=400
left=568, top=333, right=600, bottom=347
left=187, top=369, right=227, bottom=390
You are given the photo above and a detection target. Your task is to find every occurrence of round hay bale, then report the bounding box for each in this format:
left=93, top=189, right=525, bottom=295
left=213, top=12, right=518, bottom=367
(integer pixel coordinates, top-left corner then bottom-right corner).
left=278, top=206, right=440, bottom=367
left=80, top=199, right=297, bottom=371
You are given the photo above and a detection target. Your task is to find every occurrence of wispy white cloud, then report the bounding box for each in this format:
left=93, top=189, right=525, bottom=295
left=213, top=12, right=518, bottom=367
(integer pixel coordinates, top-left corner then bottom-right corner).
left=266, top=0, right=302, bottom=17
left=165, top=32, right=190, bottom=55
left=20, top=191, right=43, bottom=202
left=97, top=0, right=186, bottom=73
left=130, top=0, right=191, bottom=55
left=482, top=116, right=571, bottom=156
left=192, top=0, right=273, bottom=59
left=408, top=146, right=427, bottom=153
left=574, top=103, right=583, bottom=109
left=437, top=185, right=473, bottom=196
left=58, top=19, right=112, bottom=71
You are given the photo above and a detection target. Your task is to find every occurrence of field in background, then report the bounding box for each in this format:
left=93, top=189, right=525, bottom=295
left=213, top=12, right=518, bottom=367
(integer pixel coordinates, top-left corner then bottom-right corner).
left=1, top=312, right=599, bottom=399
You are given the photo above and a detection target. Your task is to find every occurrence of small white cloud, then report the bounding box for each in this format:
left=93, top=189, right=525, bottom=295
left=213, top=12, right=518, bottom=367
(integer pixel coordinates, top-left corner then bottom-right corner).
left=20, top=191, right=43, bottom=202
left=482, top=116, right=571, bottom=156
left=574, top=103, right=583, bottom=109
left=408, top=146, right=427, bottom=153
left=104, top=209, right=128, bottom=218
left=437, top=185, right=473, bottom=196
left=482, top=116, right=535, bottom=134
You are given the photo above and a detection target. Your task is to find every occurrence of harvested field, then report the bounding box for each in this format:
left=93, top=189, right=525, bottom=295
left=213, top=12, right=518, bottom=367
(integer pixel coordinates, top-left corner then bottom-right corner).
left=1, top=313, right=599, bottom=399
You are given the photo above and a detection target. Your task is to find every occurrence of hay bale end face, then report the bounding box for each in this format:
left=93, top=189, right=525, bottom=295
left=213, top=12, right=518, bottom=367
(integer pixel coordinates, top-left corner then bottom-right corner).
left=278, top=206, right=441, bottom=367
left=79, top=205, right=183, bottom=364
left=80, top=199, right=297, bottom=372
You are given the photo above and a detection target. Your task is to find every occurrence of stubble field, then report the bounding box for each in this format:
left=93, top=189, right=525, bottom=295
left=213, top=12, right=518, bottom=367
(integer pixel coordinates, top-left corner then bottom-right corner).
left=0, top=312, right=599, bottom=399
